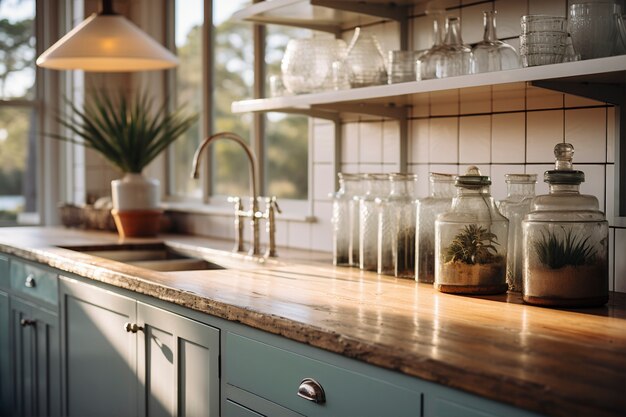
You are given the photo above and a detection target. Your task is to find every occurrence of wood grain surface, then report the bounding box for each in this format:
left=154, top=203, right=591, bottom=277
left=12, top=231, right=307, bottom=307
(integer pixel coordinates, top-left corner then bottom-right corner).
left=0, top=227, right=624, bottom=417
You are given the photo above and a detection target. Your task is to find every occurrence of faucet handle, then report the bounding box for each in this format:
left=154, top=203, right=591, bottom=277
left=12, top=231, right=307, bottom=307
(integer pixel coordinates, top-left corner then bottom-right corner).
left=265, top=196, right=282, bottom=214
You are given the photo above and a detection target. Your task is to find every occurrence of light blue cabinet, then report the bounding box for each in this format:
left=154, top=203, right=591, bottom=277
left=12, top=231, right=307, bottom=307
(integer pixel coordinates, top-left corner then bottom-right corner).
left=0, top=290, right=10, bottom=416
left=60, top=276, right=220, bottom=417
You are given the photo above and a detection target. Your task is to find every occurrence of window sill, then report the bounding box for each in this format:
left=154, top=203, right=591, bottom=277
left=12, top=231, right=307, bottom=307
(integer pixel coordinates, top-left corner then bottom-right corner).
left=162, top=201, right=317, bottom=223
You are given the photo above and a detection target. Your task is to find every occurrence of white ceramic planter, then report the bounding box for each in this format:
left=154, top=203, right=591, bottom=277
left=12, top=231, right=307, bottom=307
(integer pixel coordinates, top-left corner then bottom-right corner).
left=111, top=173, right=160, bottom=211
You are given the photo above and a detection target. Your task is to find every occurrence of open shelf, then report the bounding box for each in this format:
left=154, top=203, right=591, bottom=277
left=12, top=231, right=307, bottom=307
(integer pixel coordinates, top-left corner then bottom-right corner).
left=232, top=55, right=626, bottom=118
left=232, top=0, right=418, bottom=34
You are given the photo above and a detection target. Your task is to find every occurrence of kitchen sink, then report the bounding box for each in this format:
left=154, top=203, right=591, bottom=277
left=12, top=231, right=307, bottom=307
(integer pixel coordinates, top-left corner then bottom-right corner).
left=59, top=242, right=227, bottom=272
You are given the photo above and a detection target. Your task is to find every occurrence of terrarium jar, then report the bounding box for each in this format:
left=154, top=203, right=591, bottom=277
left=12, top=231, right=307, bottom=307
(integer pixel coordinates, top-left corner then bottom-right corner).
left=332, top=173, right=361, bottom=266
left=435, top=167, right=508, bottom=294
left=498, top=174, right=536, bottom=292
left=359, top=174, right=390, bottom=271
left=522, top=143, right=608, bottom=307
left=416, top=173, right=456, bottom=283
left=436, top=17, right=474, bottom=78
left=473, top=11, right=521, bottom=73
left=378, top=174, right=418, bottom=278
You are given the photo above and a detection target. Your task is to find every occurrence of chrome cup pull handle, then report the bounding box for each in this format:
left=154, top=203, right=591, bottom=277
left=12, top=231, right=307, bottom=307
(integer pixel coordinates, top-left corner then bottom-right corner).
left=297, top=378, right=326, bottom=404
left=24, top=274, right=36, bottom=288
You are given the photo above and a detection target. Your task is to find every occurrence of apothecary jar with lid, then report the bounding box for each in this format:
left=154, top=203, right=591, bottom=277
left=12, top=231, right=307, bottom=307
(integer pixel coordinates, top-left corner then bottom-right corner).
left=331, top=173, right=361, bottom=266
left=435, top=166, right=508, bottom=294
left=522, top=143, right=608, bottom=307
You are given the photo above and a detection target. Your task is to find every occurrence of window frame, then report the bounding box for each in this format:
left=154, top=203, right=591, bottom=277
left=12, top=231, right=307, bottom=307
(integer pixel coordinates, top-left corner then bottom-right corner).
left=165, top=0, right=312, bottom=218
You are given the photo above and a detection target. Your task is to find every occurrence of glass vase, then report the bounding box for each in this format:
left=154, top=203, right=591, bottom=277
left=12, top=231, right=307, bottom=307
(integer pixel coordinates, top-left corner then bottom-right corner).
left=436, top=17, right=474, bottom=78
left=497, top=174, right=536, bottom=292
left=473, top=11, right=521, bottom=73
left=522, top=143, right=608, bottom=307
left=416, top=14, right=447, bottom=80
left=435, top=167, right=508, bottom=294
left=416, top=173, right=456, bottom=283
left=345, top=27, right=388, bottom=88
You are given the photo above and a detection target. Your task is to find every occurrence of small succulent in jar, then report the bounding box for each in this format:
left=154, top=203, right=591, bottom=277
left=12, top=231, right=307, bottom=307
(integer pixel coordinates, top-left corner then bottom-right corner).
left=444, top=224, right=499, bottom=265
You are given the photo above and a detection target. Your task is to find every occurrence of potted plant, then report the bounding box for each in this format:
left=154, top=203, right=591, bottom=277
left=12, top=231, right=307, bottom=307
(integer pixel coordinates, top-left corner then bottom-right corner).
left=439, top=224, right=506, bottom=293
left=53, top=88, right=198, bottom=237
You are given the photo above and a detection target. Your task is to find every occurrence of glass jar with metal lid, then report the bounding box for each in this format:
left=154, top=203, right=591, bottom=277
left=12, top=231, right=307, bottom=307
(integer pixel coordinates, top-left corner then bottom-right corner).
left=359, top=173, right=390, bottom=271
left=522, top=143, right=608, bottom=307
left=435, top=166, right=509, bottom=294
left=498, top=174, right=537, bottom=292
left=416, top=172, right=456, bottom=283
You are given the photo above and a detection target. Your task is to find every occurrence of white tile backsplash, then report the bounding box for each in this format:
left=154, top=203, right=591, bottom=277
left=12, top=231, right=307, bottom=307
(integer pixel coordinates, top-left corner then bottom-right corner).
left=494, top=0, right=527, bottom=38
left=526, top=87, right=564, bottom=110
left=564, top=107, right=607, bottom=163
left=313, top=164, right=334, bottom=201
left=313, top=123, right=335, bottom=163
left=459, top=115, right=491, bottom=164
left=382, top=121, right=401, bottom=164
left=526, top=110, right=564, bottom=163
left=461, top=3, right=489, bottom=45
left=430, top=90, right=460, bottom=116
left=359, top=122, right=383, bottom=163
left=492, top=112, right=526, bottom=163
left=410, top=119, right=430, bottom=164
left=429, top=117, right=459, bottom=163
left=579, top=164, right=606, bottom=212
left=341, top=123, right=360, bottom=164
left=460, top=86, right=492, bottom=115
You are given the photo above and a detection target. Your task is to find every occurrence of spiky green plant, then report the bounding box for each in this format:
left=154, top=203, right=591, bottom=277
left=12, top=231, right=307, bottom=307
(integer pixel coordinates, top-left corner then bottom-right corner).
left=533, top=228, right=596, bottom=269
left=443, top=224, right=499, bottom=265
left=52, top=88, right=198, bottom=173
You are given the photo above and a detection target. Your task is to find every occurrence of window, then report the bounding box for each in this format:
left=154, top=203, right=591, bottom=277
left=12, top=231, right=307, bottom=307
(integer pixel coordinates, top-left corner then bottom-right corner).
left=168, top=0, right=309, bottom=206
left=0, top=0, right=37, bottom=225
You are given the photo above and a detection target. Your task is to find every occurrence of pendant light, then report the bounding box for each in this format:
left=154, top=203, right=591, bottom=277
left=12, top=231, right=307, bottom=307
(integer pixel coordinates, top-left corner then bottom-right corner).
left=36, top=0, right=179, bottom=72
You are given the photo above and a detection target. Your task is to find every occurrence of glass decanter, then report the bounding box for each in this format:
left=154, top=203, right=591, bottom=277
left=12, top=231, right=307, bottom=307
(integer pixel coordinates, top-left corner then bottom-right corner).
left=345, top=27, right=387, bottom=88
left=435, top=167, right=508, bottom=294
left=417, top=13, right=447, bottom=80
left=497, top=174, right=536, bottom=292
left=416, top=173, right=456, bottom=283
left=359, top=174, right=389, bottom=271
left=472, top=11, right=521, bottom=73
left=522, top=143, right=608, bottom=307
left=378, top=174, right=418, bottom=278
left=437, top=17, right=474, bottom=78
left=332, top=173, right=361, bottom=266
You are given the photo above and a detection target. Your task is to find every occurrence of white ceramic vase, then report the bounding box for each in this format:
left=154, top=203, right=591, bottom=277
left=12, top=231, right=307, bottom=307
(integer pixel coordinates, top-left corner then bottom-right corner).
left=111, top=173, right=160, bottom=211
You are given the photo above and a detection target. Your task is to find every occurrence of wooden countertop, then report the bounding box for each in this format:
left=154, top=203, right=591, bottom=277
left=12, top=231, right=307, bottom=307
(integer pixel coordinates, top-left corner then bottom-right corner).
left=1, top=227, right=624, bottom=417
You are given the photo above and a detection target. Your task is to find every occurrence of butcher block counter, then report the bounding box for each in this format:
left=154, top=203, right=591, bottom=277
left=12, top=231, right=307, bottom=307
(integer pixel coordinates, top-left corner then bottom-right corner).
left=0, top=227, right=624, bottom=417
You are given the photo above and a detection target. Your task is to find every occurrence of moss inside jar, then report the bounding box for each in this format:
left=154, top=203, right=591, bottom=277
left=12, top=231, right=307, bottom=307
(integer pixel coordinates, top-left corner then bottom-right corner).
left=522, top=143, right=608, bottom=307
left=435, top=167, right=508, bottom=295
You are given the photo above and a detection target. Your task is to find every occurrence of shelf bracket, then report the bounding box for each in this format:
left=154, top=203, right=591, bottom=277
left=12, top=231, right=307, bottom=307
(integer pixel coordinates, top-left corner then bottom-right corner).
left=531, top=80, right=625, bottom=105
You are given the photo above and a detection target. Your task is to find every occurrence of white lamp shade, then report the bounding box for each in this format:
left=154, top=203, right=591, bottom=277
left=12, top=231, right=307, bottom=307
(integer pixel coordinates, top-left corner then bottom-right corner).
left=36, top=13, right=179, bottom=72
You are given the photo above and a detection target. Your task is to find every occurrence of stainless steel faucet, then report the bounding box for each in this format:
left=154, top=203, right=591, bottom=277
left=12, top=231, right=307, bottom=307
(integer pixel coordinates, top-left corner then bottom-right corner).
left=190, top=132, right=280, bottom=257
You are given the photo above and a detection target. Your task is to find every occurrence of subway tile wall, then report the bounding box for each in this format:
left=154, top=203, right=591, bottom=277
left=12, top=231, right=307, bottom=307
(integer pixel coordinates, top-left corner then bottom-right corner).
left=87, top=0, right=625, bottom=292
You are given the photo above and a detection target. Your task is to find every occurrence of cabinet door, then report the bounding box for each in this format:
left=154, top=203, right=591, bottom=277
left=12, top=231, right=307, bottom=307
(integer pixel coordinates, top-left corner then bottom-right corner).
left=61, top=277, right=138, bottom=417
left=137, top=302, right=220, bottom=417
left=10, top=297, right=36, bottom=417
left=31, top=305, right=61, bottom=417
left=0, top=290, right=10, bottom=416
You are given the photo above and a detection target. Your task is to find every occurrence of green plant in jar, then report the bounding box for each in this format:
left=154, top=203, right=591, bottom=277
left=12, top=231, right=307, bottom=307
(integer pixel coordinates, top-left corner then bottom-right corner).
left=444, top=224, right=500, bottom=265
left=533, top=227, right=596, bottom=269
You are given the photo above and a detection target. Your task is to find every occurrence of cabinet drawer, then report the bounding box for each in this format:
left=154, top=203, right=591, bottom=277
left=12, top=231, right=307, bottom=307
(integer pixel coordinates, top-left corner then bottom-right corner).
left=0, top=255, right=8, bottom=289
left=226, top=333, right=421, bottom=417
left=10, top=260, right=58, bottom=306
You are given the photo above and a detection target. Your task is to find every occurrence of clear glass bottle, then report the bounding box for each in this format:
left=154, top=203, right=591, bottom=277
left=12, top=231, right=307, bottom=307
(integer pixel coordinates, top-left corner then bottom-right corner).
left=332, top=173, right=361, bottom=266
left=498, top=174, right=536, bottom=292
left=345, top=27, right=387, bottom=88
left=378, top=174, right=418, bottom=278
left=359, top=174, right=389, bottom=271
left=417, top=14, right=447, bottom=80
left=435, top=166, right=508, bottom=294
left=472, top=11, right=521, bottom=73
left=437, top=17, right=474, bottom=78
left=522, top=143, right=608, bottom=307
left=416, top=173, right=456, bottom=283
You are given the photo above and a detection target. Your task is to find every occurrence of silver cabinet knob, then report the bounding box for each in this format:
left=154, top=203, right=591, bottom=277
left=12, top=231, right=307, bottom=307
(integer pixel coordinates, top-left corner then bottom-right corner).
left=297, top=378, right=326, bottom=404
left=124, top=322, right=144, bottom=333
left=24, top=274, right=36, bottom=288
left=20, top=318, right=36, bottom=327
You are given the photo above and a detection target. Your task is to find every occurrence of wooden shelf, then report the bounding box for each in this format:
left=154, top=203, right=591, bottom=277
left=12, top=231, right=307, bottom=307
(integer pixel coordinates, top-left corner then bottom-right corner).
left=232, top=55, right=626, bottom=118
left=232, top=0, right=418, bottom=34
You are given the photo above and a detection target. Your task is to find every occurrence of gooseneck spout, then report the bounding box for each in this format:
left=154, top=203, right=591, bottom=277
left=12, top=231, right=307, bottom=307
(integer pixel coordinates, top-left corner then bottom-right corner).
left=191, top=132, right=261, bottom=256
left=190, top=132, right=259, bottom=201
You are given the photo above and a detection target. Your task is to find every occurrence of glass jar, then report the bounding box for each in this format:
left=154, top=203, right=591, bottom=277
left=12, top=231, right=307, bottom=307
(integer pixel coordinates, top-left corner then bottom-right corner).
left=416, top=173, right=456, bottom=283
left=437, top=17, right=474, bottom=78
left=416, top=13, right=446, bottom=80
left=378, top=174, right=418, bottom=278
left=359, top=174, right=389, bottom=271
left=522, top=143, right=608, bottom=307
left=498, top=174, right=536, bottom=292
left=473, top=11, right=521, bottom=73
left=345, top=27, right=387, bottom=88
left=435, top=166, right=508, bottom=294
left=332, top=173, right=361, bottom=266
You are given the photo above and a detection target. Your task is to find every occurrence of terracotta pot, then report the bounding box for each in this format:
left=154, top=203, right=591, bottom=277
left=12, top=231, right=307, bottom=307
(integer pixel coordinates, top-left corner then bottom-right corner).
left=111, top=209, right=163, bottom=238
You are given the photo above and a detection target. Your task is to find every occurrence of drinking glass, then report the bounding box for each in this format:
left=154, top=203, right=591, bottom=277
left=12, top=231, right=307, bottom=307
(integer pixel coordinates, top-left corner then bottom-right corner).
left=569, top=2, right=621, bottom=60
